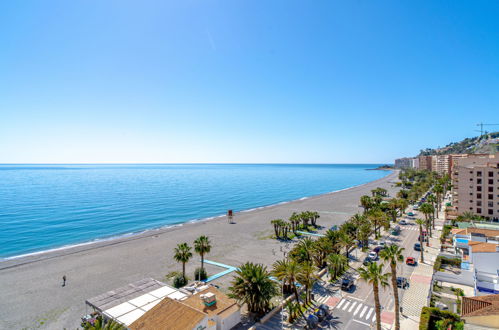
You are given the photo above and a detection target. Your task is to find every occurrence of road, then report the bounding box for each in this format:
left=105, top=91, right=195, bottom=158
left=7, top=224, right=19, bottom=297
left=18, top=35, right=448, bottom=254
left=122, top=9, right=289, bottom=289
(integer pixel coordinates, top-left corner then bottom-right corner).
left=332, top=215, right=423, bottom=330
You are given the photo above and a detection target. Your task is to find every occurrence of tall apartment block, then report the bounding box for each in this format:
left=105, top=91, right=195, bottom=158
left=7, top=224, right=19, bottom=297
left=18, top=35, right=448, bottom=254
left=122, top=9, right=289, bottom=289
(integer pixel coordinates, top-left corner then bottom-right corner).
left=452, top=153, right=499, bottom=219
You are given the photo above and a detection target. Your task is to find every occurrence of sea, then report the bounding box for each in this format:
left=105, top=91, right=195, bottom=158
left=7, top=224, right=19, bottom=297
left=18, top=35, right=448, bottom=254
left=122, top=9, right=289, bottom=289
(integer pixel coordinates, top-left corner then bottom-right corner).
left=0, top=164, right=389, bottom=259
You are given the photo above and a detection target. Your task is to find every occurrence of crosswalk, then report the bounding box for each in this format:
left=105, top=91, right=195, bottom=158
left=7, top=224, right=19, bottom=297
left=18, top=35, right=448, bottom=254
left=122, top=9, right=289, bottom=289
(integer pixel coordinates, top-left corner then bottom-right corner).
left=334, top=298, right=377, bottom=323
left=401, top=226, right=422, bottom=231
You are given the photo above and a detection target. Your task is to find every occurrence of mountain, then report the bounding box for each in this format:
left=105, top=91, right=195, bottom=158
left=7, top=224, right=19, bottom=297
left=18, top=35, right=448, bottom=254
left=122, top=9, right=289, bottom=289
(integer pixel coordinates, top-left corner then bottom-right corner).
left=419, top=132, right=499, bottom=156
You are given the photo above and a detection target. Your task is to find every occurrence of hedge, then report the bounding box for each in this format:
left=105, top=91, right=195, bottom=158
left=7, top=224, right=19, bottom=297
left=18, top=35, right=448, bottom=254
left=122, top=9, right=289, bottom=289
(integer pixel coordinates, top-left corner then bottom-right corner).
left=419, top=307, right=463, bottom=330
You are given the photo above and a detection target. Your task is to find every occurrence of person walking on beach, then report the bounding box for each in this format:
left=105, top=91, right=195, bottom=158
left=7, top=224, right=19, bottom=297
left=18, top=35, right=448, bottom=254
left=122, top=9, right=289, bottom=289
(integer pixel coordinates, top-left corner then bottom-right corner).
left=62, top=275, right=66, bottom=287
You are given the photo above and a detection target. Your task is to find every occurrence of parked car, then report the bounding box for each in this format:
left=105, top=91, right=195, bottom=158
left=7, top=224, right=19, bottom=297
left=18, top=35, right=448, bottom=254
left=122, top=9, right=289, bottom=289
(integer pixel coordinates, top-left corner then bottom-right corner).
left=379, top=241, right=387, bottom=248
left=368, top=251, right=378, bottom=260
left=391, top=226, right=401, bottom=235
left=363, top=256, right=372, bottom=265
left=341, top=278, right=355, bottom=292
left=413, top=206, right=419, bottom=210
left=414, top=242, right=421, bottom=251
left=373, top=246, right=382, bottom=253
left=407, top=212, right=415, bottom=216
left=406, top=257, right=417, bottom=266
left=397, top=277, right=409, bottom=289
left=399, top=219, right=407, bottom=225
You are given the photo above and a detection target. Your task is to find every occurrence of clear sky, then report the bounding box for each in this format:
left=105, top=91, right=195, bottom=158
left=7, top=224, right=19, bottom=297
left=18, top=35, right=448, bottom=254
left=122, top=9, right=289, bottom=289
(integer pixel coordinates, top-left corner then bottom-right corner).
left=1, top=1, right=498, bottom=163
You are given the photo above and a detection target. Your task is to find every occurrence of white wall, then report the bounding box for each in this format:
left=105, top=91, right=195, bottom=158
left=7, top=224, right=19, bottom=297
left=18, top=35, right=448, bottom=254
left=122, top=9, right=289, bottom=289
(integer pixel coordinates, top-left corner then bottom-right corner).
left=472, top=252, right=499, bottom=274
left=220, top=309, right=241, bottom=330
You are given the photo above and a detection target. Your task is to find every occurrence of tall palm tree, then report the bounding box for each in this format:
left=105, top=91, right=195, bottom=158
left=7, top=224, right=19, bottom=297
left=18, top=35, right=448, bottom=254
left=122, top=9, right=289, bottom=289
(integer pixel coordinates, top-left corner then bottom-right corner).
left=289, top=212, right=301, bottom=233
left=426, top=194, right=437, bottom=225
left=420, top=203, right=434, bottom=238
left=297, top=261, right=317, bottom=304
left=339, top=231, right=355, bottom=261
left=360, top=195, right=372, bottom=214
left=271, top=259, right=302, bottom=302
left=325, top=229, right=341, bottom=253
left=415, top=219, right=425, bottom=263
left=327, top=253, right=348, bottom=282
left=297, top=237, right=315, bottom=263
left=358, top=262, right=390, bottom=330
left=380, top=245, right=405, bottom=330
left=194, top=235, right=211, bottom=270
left=229, top=262, right=278, bottom=315
left=434, top=184, right=444, bottom=212
left=173, top=242, right=192, bottom=280
left=312, top=236, right=332, bottom=268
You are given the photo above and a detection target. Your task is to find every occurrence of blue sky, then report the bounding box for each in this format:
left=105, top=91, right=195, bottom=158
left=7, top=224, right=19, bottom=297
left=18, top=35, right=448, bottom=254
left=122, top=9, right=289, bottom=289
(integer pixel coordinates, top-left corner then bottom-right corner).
left=1, top=1, right=498, bottom=163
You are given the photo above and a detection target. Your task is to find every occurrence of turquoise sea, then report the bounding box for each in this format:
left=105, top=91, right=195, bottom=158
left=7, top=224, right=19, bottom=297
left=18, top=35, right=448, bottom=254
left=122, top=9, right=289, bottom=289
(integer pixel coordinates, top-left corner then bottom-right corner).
left=0, top=164, right=389, bottom=259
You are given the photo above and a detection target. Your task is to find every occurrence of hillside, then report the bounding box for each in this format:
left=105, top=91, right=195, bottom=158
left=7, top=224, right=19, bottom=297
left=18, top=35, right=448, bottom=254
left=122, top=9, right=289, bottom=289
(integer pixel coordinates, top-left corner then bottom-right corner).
left=419, top=132, right=499, bottom=156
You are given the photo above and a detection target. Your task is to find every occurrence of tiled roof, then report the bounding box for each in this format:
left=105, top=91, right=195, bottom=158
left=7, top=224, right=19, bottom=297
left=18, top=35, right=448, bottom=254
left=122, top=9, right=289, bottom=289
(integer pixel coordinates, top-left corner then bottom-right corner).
left=468, top=241, right=499, bottom=253
left=452, top=228, right=499, bottom=238
left=462, top=294, right=499, bottom=317
left=181, top=286, right=239, bottom=317
left=129, top=297, right=206, bottom=330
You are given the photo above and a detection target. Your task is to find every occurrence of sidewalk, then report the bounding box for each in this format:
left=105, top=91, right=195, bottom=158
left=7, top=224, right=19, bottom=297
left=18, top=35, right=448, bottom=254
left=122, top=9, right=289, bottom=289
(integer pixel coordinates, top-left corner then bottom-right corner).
left=400, top=207, right=445, bottom=329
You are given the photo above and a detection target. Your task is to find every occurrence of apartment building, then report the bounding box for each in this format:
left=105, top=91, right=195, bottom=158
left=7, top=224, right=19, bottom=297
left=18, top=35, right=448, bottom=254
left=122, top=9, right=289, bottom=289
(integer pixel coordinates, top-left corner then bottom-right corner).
left=394, top=157, right=414, bottom=169
left=418, top=155, right=433, bottom=171
left=452, top=153, right=499, bottom=219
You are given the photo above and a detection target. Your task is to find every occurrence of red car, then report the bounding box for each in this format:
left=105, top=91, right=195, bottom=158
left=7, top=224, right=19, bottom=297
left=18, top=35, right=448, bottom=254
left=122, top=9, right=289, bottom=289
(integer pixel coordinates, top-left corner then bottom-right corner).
left=406, top=257, right=417, bottom=266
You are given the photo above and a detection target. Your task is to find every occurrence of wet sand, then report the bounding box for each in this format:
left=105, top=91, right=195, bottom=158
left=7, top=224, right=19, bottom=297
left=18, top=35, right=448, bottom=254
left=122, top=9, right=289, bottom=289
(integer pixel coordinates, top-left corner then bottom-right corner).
left=0, top=170, right=399, bottom=329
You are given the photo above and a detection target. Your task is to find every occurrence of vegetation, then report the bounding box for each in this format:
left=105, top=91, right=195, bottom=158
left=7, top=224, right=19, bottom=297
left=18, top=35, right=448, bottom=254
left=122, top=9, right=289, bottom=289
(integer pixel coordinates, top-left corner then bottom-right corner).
left=194, top=267, right=207, bottom=281
left=173, top=274, right=188, bottom=288
left=419, top=306, right=464, bottom=330
left=173, top=242, right=192, bottom=285
left=433, top=256, right=461, bottom=272
left=380, top=245, right=405, bottom=330
left=228, top=262, right=278, bottom=316
left=415, top=218, right=425, bottom=263
left=358, top=262, right=390, bottom=330
left=194, top=235, right=211, bottom=271
left=82, top=317, right=125, bottom=330
left=418, top=131, right=499, bottom=156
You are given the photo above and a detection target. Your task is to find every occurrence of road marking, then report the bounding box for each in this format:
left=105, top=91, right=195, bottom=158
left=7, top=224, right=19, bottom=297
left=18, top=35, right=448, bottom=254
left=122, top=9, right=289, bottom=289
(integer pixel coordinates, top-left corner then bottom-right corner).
left=348, top=301, right=357, bottom=312
left=336, top=299, right=345, bottom=309
left=365, top=307, right=374, bottom=320
left=342, top=301, right=351, bottom=310
left=347, top=296, right=364, bottom=302
left=352, top=319, right=371, bottom=326
left=359, top=305, right=368, bottom=318
left=353, top=303, right=363, bottom=316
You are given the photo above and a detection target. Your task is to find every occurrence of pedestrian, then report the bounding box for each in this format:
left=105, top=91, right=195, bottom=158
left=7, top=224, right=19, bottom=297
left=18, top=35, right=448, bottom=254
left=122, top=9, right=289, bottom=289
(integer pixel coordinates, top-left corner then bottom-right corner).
left=62, top=275, right=66, bottom=287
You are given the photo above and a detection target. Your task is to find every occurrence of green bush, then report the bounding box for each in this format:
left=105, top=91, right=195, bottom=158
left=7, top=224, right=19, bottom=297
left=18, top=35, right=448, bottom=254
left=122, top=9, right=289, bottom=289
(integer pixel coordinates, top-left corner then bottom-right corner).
left=194, top=267, right=207, bottom=281
left=434, top=256, right=461, bottom=271
left=419, top=307, right=463, bottom=330
left=173, top=274, right=187, bottom=288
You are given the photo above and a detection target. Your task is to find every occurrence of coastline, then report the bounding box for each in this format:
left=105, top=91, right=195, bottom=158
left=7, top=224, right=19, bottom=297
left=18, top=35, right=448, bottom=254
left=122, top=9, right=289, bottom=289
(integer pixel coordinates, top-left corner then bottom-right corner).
left=0, top=170, right=399, bottom=329
left=1, top=169, right=393, bottom=266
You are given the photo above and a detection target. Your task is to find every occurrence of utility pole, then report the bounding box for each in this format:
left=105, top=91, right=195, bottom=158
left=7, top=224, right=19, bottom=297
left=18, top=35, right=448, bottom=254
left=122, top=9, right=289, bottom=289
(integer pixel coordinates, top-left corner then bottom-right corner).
left=476, top=123, right=499, bottom=137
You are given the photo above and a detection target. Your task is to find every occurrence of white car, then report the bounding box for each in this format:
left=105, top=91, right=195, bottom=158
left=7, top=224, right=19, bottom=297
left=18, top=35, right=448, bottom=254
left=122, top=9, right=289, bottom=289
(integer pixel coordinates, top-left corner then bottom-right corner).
left=399, top=219, right=407, bottom=225
left=368, top=251, right=378, bottom=260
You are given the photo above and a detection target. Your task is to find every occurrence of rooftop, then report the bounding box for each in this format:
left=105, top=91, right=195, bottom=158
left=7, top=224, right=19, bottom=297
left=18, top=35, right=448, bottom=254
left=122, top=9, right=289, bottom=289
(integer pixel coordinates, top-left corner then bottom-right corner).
left=129, top=297, right=206, bottom=330
left=462, top=294, right=499, bottom=317
left=468, top=241, right=499, bottom=253
left=452, top=228, right=499, bottom=238
left=182, top=286, right=238, bottom=317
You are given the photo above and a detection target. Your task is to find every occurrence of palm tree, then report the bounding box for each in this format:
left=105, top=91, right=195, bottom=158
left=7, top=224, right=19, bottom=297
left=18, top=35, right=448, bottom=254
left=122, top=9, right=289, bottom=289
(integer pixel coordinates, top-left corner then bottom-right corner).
left=339, top=231, right=355, bottom=261
left=327, top=253, right=348, bottom=282
left=358, top=262, right=390, bottom=330
left=297, top=237, right=315, bottom=263
left=420, top=203, right=434, bottom=238
left=380, top=245, right=405, bottom=330
left=312, top=237, right=332, bottom=268
left=434, top=184, right=444, bottom=212
left=271, top=259, right=302, bottom=302
left=426, top=194, right=437, bottom=224
left=415, top=219, right=425, bottom=263
left=289, top=212, right=301, bottom=233
left=194, top=235, right=211, bottom=270
left=173, top=242, right=192, bottom=281
left=325, top=229, right=342, bottom=253
left=360, top=195, right=372, bottom=214
left=229, top=262, right=278, bottom=315
left=297, top=261, right=317, bottom=304
left=84, top=317, right=125, bottom=330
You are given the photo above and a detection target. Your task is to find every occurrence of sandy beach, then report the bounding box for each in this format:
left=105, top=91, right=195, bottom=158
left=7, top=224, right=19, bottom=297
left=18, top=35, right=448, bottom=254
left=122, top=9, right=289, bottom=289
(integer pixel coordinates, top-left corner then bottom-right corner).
left=0, top=170, right=399, bottom=329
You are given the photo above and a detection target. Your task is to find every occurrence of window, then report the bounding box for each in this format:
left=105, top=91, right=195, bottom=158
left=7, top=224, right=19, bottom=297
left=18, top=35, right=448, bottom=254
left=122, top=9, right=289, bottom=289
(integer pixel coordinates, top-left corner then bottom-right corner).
left=489, top=171, right=494, bottom=177
left=488, top=209, right=493, bottom=215
left=477, top=178, right=482, bottom=184
left=477, top=193, right=482, bottom=199
left=470, top=178, right=473, bottom=181
left=488, top=201, right=493, bottom=207
left=477, top=201, right=482, bottom=206
left=477, top=171, right=482, bottom=177
left=477, top=186, right=482, bottom=192
left=489, top=179, right=493, bottom=184
left=477, top=208, right=482, bottom=213
left=489, top=186, right=494, bottom=192
left=489, top=194, right=493, bottom=200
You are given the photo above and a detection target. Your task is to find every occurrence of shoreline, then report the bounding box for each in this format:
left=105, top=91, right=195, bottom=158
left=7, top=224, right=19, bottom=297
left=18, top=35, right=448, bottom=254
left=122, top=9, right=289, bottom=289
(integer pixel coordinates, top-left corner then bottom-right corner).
left=1, top=169, right=393, bottom=267
left=0, top=170, right=399, bottom=330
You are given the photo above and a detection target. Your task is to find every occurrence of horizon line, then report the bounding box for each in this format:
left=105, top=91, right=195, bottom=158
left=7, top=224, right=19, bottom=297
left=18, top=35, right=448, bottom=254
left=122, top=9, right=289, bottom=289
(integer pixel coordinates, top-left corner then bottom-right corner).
left=0, top=162, right=394, bottom=165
